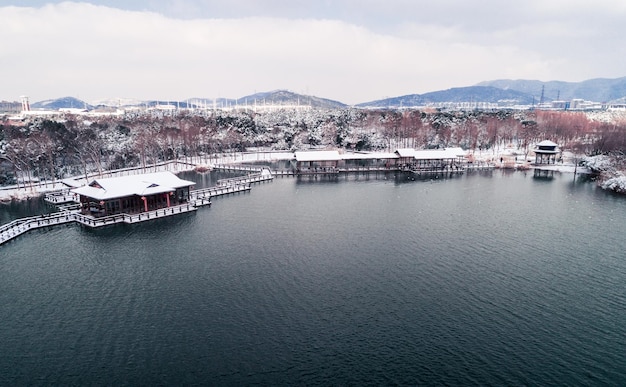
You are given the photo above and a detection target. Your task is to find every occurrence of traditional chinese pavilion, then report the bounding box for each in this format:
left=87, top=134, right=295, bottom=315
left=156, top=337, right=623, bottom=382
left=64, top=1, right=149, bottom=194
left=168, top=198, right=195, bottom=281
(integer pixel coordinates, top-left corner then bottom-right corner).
left=533, top=140, right=559, bottom=164
left=71, top=171, right=195, bottom=217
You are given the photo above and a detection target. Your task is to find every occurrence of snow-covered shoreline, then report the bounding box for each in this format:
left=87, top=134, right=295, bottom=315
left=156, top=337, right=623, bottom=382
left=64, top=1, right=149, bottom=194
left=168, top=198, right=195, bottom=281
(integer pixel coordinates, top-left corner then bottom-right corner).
left=1, top=149, right=617, bottom=203
left=0, top=152, right=294, bottom=203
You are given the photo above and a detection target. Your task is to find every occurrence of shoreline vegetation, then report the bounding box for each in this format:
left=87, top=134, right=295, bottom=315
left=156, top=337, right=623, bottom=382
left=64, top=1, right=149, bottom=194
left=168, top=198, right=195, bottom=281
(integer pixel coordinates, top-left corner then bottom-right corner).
left=2, top=108, right=626, bottom=201
left=0, top=149, right=614, bottom=203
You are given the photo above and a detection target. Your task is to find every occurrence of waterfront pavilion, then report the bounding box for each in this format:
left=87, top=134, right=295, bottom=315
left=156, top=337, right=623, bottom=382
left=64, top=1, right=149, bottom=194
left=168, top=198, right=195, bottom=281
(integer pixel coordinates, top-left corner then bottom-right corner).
left=292, top=148, right=468, bottom=174
left=398, top=147, right=467, bottom=171
left=294, top=150, right=342, bottom=172
left=395, top=148, right=417, bottom=169
left=71, top=171, right=195, bottom=217
left=533, top=140, right=559, bottom=164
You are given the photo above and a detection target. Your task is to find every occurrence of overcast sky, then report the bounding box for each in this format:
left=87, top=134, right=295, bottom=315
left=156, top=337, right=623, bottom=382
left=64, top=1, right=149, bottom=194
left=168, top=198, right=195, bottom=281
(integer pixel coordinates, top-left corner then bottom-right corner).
left=1, top=0, right=625, bottom=104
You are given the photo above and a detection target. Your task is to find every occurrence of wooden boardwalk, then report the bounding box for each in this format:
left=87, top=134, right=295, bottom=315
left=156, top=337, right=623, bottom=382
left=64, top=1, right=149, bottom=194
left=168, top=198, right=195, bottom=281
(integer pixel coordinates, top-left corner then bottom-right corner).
left=270, top=165, right=469, bottom=176
left=0, top=201, right=204, bottom=246
left=213, top=164, right=268, bottom=173
left=192, top=169, right=273, bottom=199
left=215, top=162, right=469, bottom=177
left=464, top=162, right=496, bottom=171
left=2, top=170, right=273, bottom=247
left=44, top=189, right=76, bottom=205
left=191, top=184, right=251, bottom=200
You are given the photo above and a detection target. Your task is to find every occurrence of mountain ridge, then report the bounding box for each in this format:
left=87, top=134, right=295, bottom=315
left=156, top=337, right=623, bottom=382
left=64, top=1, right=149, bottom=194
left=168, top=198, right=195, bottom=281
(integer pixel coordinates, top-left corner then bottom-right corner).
left=356, top=86, right=535, bottom=108
left=476, top=77, right=626, bottom=102
left=23, top=76, right=626, bottom=111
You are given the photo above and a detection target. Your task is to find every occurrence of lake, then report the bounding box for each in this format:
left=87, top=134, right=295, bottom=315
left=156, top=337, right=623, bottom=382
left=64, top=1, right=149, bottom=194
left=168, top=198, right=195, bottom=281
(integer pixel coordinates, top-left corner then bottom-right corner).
left=1, top=170, right=625, bottom=385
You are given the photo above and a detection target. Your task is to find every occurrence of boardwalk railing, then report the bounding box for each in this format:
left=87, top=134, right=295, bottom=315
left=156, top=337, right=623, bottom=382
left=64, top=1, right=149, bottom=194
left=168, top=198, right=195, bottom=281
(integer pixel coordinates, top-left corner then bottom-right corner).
left=191, top=184, right=252, bottom=199
left=44, top=189, right=76, bottom=204
left=1, top=213, right=75, bottom=245
left=216, top=172, right=273, bottom=187
left=2, top=165, right=276, bottom=247
left=464, top=161, right=495, bottom=170
left=0, top=201, right=206, bottom=246
left=213, top=164, right=267, bottom=173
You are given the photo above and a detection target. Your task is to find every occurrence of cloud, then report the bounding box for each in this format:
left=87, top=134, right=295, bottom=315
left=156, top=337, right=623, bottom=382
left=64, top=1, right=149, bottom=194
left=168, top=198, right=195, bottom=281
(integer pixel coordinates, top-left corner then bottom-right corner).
left=1, top=1, right=625, bottom=104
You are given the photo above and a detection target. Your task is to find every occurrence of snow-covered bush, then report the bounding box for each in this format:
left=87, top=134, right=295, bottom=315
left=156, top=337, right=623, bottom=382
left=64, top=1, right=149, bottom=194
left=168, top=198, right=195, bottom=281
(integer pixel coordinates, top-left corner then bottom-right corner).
left=583, top=155, right=614, bottom=173
left=601, top=175, right=626, bottom=194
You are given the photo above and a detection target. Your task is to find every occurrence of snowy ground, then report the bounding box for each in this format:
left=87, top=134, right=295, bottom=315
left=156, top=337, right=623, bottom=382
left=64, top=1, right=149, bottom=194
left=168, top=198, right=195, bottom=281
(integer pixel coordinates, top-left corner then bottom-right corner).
left=465, top=147, right=593, bottom=174
left=0, top=181, right=67, bottom=202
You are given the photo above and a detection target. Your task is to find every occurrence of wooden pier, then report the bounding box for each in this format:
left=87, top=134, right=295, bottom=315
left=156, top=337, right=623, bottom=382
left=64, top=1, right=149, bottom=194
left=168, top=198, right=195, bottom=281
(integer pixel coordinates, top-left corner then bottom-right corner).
left=213, top=164, right=268, bottom=174
left=464, top=161, right=496, bottom=171
left=2, top=169, right=274, bottom=247
left=192, top=169, right=273, bottom=200
left=44, top=189, right=76, bottom=205
left=270, top=165, right=470, bottom=177
left=216, top=171, right=273, bottom=186
left=0, top=201, right=205, bottom=246
left=190, top=184, right=251, bottom=200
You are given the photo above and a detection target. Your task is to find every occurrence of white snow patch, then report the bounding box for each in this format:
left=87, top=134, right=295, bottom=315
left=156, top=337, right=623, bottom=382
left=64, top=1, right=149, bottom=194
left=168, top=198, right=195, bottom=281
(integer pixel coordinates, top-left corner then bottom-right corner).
left=601, top=175, right=626, bottom=193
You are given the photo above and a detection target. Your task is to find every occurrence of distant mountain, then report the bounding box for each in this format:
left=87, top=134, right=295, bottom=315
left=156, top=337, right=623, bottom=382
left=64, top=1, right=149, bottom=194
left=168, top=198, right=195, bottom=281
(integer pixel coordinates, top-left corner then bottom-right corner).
left=30, top=77, right=626, bottom=113
left=477, top=77, right=626, bottom=102
left=357, top=86, right=535, bottom=108
left=31, top=96, right=93, bottom=110
left=236, top=90, right=346, bottom=109
left=88, top=90, right=345, bottom=110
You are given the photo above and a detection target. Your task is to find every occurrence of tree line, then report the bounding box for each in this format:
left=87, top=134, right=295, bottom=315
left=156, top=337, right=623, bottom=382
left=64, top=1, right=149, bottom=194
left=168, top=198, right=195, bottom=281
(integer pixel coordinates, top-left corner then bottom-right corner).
left=1, top=108, right=625, bottom=185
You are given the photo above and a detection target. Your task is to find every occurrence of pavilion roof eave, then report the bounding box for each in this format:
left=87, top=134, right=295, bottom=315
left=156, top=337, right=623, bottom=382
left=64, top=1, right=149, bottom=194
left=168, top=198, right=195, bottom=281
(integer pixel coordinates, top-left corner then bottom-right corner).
left=70, top=171, right=194, bottom=201
left=294, top=150, right=342, bottom=162
left=342, top=152, right=398, bottom=160
left=536, top=140, right=558, bottom=147
left=72, top=186, right=178, bottom=201
left=533, top=149, right=559, bottom=154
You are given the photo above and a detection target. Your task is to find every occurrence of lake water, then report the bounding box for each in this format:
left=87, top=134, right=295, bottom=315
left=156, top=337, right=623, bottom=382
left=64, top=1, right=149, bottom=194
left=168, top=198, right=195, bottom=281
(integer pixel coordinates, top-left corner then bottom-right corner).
left=1, top=170, right=625, bottom=385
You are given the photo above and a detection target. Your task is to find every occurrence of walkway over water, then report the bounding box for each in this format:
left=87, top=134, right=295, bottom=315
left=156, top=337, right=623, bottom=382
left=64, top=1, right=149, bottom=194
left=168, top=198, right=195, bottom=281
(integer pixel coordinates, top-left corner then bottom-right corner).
left=0, top=201, right=204, bottom=246
left=214, top=159, right=473, bottom=176
left=3, top=170, right=273, bottom=247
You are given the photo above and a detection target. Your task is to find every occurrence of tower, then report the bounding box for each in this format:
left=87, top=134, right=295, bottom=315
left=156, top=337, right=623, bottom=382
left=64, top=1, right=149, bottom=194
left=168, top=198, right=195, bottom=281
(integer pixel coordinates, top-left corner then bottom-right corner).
left=20, top=95, right=30, bottom=111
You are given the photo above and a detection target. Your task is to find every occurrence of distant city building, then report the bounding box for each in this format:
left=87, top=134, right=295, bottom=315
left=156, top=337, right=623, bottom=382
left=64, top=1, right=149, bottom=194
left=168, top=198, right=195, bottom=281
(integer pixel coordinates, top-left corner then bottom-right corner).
left=607, top=103, right=626, bottom=110
left=149, top=104, right=177, bottom=111
left=0, top=100, right=21, bottom=114
left=551, top=100, right=570, bottom=110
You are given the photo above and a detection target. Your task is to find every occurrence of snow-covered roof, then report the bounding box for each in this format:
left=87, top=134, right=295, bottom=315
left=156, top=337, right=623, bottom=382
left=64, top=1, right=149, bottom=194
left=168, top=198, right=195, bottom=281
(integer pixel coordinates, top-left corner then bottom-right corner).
left=61, top=178, right=83, bottom=188
left=413, top=148, right=467, bottom=160
left=396, top=148, right=466, bottom=160
left=71, top=171, right=195, bottom=201
left=295, top=150, right=342, bottom=162
left=537, top=140, right=558, bottom=147
left=444, top=147, right=468, bottom=157
left=396, top=148, right=416, bottom=158
left=342, top=152, right=399, bottom=160
left=294, top=148, right=466, bottom=163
